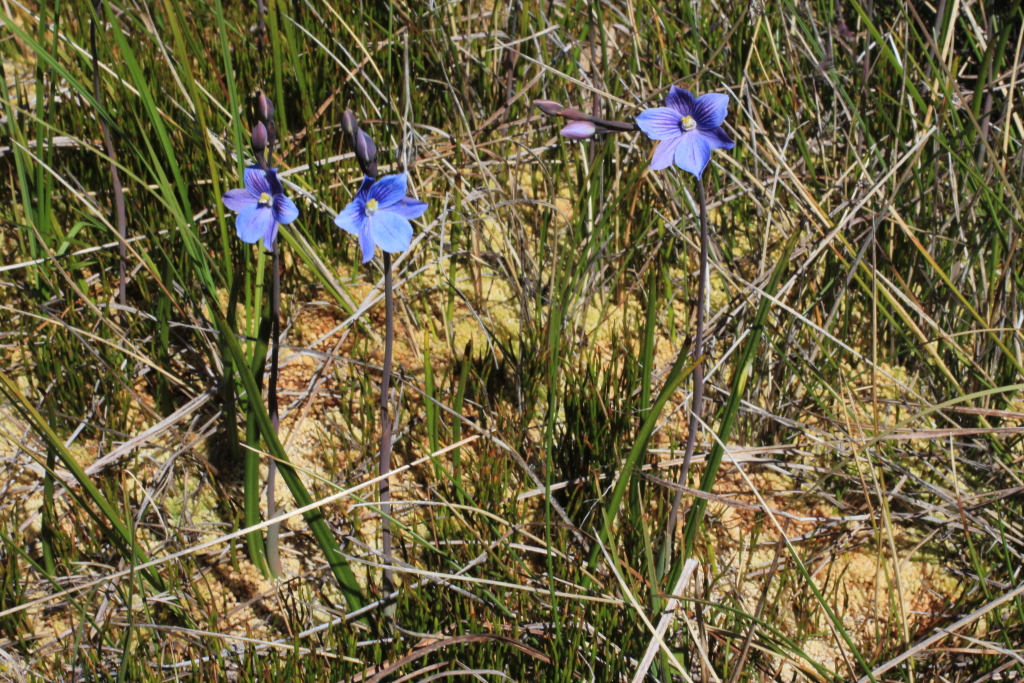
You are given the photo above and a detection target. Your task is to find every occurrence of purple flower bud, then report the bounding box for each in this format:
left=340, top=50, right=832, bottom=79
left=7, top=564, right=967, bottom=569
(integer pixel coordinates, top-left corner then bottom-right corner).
left=251, top=121, right=268, bottom=152
left=534, top=99, right=564, bottom=116
left=355, top=129, right=378, bottom=178
left=257, top=92, right=275, bottom=123
left=560, top=121, right=598, bottom=140
left=341, top=110, right=359, bottom=140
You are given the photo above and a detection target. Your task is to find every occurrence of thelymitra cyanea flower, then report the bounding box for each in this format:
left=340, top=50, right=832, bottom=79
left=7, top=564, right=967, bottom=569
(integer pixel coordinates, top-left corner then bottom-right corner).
left=534, top=85, right=737, bottom=580
left=334, top=108, right=429, bottom=603
left=334, top=173, right=428, bottom=263
left=635, top=86, right=735, bottom=175
left=222, top=166, right=299, bottom=251
left=222, top=94, right=298, bottom=251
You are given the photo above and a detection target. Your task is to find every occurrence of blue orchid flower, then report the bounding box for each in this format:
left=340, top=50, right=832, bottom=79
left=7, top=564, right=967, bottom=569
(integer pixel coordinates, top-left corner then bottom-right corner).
left=636, top=86, right=735, bottom=176
left=222, top=166, right=299, bottom=251
left=335, top=173, right=427, bottom=263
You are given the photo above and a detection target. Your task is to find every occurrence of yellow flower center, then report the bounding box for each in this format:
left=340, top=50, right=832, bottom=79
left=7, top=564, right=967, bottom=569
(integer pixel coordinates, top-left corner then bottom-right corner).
left=258, top=192, right=272, bottom=206
left=680, top=115, right=697, bottom=131
left=366, top=198, right=379, bottom=215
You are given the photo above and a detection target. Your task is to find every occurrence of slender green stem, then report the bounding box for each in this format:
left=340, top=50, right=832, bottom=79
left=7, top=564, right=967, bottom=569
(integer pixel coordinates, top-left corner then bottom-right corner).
left=543, top=277, right=563, bottom=662
left=0, top=371, right=172, bottom=601
left=451, top=345, right=471, bottom=497
left=211, top=305, right=366, bottom=612
left=584, top=352, right=702, bottom=578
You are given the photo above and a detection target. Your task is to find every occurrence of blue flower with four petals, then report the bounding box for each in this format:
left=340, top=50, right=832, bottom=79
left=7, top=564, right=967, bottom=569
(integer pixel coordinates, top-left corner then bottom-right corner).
left=222, top=166, right=299, bottom=251
left=636, top=87, right=735, bottom=176
left=334, top=173, right=427, bottom=263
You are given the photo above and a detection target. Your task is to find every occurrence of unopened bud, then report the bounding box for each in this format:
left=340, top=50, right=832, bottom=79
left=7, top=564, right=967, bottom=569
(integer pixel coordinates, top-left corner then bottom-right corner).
left=355, top=129, right=378, bottom=177
left=560, top=121, right=598, bottom=140
left=341, top=110, right=359, bottom=141
left=251, top=121, right=268, bottom=152
left=534, top=99, right=564, bottom=116
left=257, top=92, right=275, bottom=123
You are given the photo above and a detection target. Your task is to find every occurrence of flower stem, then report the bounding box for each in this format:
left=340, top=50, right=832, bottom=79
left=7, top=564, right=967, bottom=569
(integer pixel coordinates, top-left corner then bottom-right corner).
left=266, top=243, right=282, bottom=577
left=379, top=252, right=396, bottom=599
left=666, top=176, right=708, bottom=552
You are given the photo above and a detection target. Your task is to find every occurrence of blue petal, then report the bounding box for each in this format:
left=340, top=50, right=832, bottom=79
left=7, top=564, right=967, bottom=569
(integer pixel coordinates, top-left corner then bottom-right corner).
left=244, top=166, right=271, bottom=196
left=692, top=93, right=730, bottom=129
left=665, top=87, right=695, bottom=116
left=236, top=206, right=276, bottom=244
left=263, top=223, right=279, bottom=252
left=390, top=197, right=428, bottom=220
left=368, top=173, right=408, bottom=209
left=359, top=227, right=376, bottom=263
left=369, top=211, right=413, bottom=255
left=674, top=132, right=712, bottom=177
left=274, top=194, right=299, bottom=224
left=223, top=188, right=257, bottom=213
left=701, top=126, right=735, bottom=151
left=356, top=176, right=375, bottom=200
left=264, top=168, right=285, bottom=196
left=334, top=198, right=366, bottom=235
left=636, top=107, right=683, bottom=141
left=650, top=135, right=683, bottom=171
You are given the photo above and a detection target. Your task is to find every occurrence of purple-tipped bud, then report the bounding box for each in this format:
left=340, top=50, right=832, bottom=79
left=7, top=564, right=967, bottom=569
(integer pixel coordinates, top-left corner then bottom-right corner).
left=251, top=121, right=268, bottom=152
left=534, top=99, right=564, bottom=116
left=257, top=92, right=275, bottom=123
left=560, top=121, right=598, bottom=140
left=341, top=110, right=359, bottom=140
left=355, top=129, right=378, bottom=177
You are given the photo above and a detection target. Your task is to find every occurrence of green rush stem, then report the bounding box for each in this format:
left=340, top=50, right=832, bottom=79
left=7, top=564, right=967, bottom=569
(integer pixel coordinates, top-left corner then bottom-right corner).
left=243, top=254, right=270, bottom=577
left=666, top=176, right=708, bottom=549
left=90, top=0, right=126, bottom=318
left=211, top=304, right=366, bottom=612
left=543, top=282, right=564, bottom=660
left=266, top=243, right=282, bottom=577
left=379, top=251, right=396, bottom=599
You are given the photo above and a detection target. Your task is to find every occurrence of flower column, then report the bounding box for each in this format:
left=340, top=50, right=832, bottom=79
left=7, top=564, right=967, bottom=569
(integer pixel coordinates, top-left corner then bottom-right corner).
left=634, top=87, right=735, bottom=544
left=336, top=110, right=427, bottom=603
left=221, top=93, right=298, bottom=577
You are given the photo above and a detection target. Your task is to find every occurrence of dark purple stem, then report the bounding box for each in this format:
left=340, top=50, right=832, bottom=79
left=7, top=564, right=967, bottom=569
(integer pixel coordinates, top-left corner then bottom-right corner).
left=380, top=251, right=395, bottom=597
left=666, top=176, right=708, bottom=546
left=535, top=101, right=638, bottom=132
left=266, top=242, right=282, bottom=576
left=256, top=0, right=267, bottom=39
